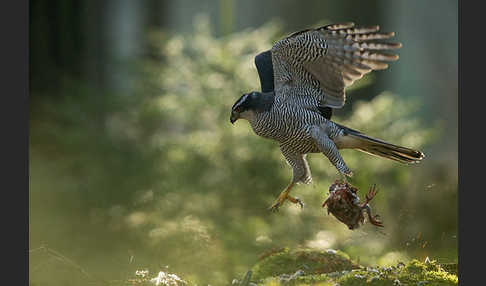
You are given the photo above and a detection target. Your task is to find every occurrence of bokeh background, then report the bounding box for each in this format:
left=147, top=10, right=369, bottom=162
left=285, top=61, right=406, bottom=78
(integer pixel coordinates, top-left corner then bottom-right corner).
left=29, top=0, right=457, bottom=285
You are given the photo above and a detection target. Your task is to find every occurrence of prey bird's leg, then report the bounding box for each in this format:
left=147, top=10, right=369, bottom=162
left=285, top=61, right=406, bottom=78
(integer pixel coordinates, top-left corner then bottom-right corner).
left=361, top=185, right=383, bottom=227
left=359, top=184, right=378, bottom=208
left=363, top=205, right=384, bottom=227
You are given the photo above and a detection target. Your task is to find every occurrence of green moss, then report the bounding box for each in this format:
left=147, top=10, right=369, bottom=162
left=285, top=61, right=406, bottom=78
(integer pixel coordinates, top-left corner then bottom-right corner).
left=336, top=260, right=457, bottom=286
left=261, top=276, right=334, bottom=286
left=250, top=249, right=457, bottom=286
left=440, top=263, right=458, bottom=275
left=251, top=248, right=359, bottom=282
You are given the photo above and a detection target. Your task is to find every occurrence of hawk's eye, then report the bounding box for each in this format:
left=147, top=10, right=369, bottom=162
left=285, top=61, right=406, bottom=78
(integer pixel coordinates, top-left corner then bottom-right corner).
left=235, top=106, right=241, bottom=113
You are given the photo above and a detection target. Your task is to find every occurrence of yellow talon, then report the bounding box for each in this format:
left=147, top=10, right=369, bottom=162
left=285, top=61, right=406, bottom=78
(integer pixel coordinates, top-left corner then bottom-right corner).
left=268, top=182, right=304, bottom=211
left=268, top=190, right=289, bottom=212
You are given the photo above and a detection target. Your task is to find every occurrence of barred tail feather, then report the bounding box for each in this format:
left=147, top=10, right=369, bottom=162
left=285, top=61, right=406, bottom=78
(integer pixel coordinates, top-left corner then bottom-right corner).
left=354, top=135, right=424, bottom=164
left=336, top=125, right=424, bottom=164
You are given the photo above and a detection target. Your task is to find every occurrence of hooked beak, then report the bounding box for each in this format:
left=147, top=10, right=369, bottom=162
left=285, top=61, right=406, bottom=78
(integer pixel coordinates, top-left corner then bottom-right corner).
left=230, top=111, right=239, bottom=124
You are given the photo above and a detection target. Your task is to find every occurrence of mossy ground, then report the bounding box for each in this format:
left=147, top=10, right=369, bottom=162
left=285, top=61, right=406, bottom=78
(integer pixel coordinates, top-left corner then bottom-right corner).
left=242, top=248, right=457, bottom=286
left=250, top=248, right=359, bottom=282
left=113, top=249, right=457, bottom=286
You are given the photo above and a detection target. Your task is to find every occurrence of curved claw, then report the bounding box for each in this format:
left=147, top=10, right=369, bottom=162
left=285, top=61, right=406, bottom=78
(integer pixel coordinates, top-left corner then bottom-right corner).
left=268, top=202, right=281, bottom=212
left=341, top=172, right=353, bottom=183
left=295, top=197, right=305, bottom=209
left=269, top=196, right=304, bottom=212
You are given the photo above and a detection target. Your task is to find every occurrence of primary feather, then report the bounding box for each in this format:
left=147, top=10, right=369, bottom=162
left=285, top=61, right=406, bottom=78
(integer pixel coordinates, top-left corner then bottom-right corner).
left=271, top=22, right=402, bottom=108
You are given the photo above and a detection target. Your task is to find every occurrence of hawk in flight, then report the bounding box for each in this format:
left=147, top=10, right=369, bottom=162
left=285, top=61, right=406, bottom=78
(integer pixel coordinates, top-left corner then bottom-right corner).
left=229, top=23, right=424, bottom=211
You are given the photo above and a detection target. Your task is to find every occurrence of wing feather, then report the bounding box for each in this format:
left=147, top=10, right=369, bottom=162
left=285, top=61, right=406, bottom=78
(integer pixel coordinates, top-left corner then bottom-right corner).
left=271, top=22, right=401, bottom=108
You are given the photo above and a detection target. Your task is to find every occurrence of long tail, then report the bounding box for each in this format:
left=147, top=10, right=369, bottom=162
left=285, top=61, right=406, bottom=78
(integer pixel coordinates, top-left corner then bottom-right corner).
left=336, top=124, right=425, bottom=164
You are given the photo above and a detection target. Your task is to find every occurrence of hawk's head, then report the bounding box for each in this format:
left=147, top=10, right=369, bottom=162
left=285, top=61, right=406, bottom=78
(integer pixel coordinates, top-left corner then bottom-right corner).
left=230, top=91, right=261, bottom=124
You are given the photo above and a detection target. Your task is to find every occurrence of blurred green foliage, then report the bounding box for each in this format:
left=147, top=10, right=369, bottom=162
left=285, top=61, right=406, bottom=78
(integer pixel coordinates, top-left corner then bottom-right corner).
left=29, top=16, right=457, bottom=286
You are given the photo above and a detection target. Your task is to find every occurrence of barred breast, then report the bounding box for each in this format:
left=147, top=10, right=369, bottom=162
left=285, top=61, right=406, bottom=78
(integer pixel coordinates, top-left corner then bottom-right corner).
left=249, top=101, right=328, bottom=154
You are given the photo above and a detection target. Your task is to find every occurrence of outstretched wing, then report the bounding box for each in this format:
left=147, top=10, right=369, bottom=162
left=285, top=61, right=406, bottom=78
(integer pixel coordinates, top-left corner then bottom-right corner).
left=271, top=22, right=401, bottom=108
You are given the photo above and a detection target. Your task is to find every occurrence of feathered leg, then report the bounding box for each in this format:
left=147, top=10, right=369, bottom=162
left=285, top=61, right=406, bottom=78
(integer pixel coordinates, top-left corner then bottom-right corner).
left=310, top=126, right=353, bottom=179
left=269, top=146, right=310, bottom=212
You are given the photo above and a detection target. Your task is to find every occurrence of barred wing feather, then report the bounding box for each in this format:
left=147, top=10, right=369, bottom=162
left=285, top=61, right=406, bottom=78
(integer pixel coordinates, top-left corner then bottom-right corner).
left=271, top=22, right=401, bottom=108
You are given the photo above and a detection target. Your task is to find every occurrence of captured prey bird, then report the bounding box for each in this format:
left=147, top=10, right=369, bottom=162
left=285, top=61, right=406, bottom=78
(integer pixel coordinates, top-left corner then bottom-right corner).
left=229, top=23, right=425, bottom=211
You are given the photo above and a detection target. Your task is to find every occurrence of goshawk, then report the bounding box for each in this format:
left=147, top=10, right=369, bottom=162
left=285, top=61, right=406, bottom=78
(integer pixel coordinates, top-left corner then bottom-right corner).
left=229, top=23, right=424, bottom=211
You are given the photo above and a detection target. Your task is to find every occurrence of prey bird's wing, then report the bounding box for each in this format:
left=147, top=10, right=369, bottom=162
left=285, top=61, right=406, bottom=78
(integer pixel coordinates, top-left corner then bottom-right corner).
left=271, top=22, right=401, bottom=108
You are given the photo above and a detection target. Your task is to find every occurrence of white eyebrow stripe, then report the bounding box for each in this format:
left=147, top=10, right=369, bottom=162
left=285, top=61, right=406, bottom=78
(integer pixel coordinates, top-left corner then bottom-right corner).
left=233, top=94, right=249, bottom=109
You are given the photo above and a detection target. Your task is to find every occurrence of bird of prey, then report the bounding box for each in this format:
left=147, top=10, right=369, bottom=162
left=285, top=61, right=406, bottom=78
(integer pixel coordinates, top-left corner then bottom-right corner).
left=229, top=23, right=424, bottom=211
